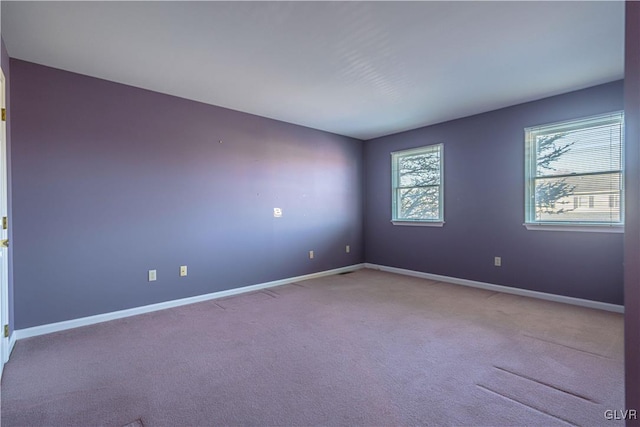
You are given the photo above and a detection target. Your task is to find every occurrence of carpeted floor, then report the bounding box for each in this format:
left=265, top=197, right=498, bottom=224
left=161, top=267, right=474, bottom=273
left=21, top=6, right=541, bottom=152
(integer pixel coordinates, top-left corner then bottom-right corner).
left=0, top=269, right=624, bottom=426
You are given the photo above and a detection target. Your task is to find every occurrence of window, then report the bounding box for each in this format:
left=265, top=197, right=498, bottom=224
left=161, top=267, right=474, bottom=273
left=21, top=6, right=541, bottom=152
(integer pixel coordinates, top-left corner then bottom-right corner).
left=524, top=111, right=624, bottom=231
left=391, top=143, right=444, bottom=226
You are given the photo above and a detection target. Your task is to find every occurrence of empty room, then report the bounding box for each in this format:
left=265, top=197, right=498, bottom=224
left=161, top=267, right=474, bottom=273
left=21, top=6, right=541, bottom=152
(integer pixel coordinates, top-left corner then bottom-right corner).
left=1, top=1, right=639, bottom=426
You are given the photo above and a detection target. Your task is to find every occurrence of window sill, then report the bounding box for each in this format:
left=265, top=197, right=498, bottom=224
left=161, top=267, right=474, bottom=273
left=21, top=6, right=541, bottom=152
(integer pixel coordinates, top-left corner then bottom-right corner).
left=391, top=220, right=445, bottom=227
left=523, top=223, right=624, bottom=233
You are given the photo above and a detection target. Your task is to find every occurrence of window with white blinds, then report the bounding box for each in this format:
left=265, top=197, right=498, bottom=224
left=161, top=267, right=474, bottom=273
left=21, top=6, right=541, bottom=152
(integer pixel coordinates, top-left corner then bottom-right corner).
left=524, top=111, right=624, bottom=229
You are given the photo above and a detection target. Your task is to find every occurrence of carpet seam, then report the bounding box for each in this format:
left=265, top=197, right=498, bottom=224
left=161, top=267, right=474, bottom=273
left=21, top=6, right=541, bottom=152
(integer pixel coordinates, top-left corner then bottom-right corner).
left=493, top=365, right=598, bottom=404
left=476, top=383, right=579, bottom=426
left=261, top=289, right=279, bottom=298
left=522, top=334, right=611, bottom=359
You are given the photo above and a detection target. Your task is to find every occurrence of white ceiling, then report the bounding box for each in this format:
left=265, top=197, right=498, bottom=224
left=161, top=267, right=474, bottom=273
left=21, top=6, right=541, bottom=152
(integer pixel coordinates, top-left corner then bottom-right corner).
left=1, top=1, right=625, bottom=140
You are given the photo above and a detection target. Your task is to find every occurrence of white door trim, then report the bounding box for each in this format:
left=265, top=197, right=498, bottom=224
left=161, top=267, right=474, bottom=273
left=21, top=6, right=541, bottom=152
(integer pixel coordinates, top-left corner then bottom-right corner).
left=0, top=67, right=9, bottom=374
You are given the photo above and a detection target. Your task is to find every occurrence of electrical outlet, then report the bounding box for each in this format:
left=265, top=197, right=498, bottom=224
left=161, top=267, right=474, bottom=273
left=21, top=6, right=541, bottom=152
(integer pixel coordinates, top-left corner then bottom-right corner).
left=309, top=250, right=314, bottom=259
left=273, top=208, right=282, bottom=218
left=180, top=265, right=187, bottom=277
left=346, top=245, right=350, bottom=253
left=494, top=257, right=502, bottom=267
left=148, top=269, right=157, bottom=282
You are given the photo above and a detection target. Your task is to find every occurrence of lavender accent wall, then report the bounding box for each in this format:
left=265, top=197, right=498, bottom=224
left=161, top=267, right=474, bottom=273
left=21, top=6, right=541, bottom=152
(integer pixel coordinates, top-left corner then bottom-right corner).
left=10, top=59, right=363, bottom=329
left=1, top=38, right=13, bottom=334
left=364, top=81, right=624, bottom=305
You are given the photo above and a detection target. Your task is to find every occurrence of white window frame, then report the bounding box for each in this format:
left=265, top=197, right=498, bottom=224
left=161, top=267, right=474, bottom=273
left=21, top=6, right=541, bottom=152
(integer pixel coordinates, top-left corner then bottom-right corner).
left=391, top=143, right=444, bottom=227
left=524, top=111, right=624, bottom=233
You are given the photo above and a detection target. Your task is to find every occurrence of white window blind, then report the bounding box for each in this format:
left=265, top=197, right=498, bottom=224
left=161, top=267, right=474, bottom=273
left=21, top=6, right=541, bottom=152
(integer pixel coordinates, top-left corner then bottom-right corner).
left=391, top=143, right=443, bottom=223
left=525, top=111, right=624, bottom=227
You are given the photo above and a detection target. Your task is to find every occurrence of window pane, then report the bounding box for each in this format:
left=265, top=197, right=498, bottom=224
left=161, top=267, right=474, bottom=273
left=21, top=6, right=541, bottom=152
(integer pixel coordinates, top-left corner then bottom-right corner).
left=398, top=151, right=441, bottom=187
left=535, top=123, right=622, bottom=177
left=534, top=172, right=622, bottom=222
left=398, top=187, right=440, bottom=220
left=526, top=112, right=624, bottom=226
left=392, top=143, right=443, bottom=223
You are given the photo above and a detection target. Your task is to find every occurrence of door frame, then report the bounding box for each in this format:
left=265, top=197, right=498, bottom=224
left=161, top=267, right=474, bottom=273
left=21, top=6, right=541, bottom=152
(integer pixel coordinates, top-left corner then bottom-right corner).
left=0, top=66, right=9, bottom=373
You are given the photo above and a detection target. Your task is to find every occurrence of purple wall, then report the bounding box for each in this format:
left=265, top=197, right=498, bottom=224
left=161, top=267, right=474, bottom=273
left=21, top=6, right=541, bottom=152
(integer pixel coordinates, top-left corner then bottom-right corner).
left=624, top=1, right=640, bottom=419
left=7, top=55, right=626, bottom=331
left=364, top=81, right=624, bottom=305
left=10, top=59, right=363, bottom=329
left=1, top=38, right=13, bottom=334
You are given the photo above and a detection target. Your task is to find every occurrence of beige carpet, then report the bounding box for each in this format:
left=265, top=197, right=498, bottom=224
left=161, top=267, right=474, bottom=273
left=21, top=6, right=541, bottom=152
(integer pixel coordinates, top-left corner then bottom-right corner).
left=1, top=269, right=624, bottom=426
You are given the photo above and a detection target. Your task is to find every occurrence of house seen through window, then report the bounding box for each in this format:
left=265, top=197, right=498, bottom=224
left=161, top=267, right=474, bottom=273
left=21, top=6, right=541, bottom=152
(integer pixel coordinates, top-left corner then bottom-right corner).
left=524, top=111, right=624, bottom=229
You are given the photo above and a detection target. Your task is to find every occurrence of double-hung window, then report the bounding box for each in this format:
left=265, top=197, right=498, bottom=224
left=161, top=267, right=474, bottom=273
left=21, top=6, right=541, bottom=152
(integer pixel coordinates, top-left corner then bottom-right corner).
left=391, top=143, right=444, bottom=226
left=524, top=111, right=624, bottom=231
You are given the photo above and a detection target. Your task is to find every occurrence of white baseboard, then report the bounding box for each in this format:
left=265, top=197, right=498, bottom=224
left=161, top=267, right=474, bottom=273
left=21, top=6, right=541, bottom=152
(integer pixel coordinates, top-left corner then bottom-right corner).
left=364, top=263, right=624, bottom=313
left=15, top=264, right=366, bottom=340
left=13, top=261, right=622, bottom=343
left=8, top=331, right=16, bottom=356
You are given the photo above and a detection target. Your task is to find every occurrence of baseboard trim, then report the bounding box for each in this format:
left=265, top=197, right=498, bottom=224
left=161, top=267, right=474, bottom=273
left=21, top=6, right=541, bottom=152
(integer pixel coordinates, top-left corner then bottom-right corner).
left=8, top=331, right=16, bottom=357
left=15, top=264, right=366, bottom=340
left=14, top=262, right=621, bottom=341
left=364, top=263, right=624, bottom=313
